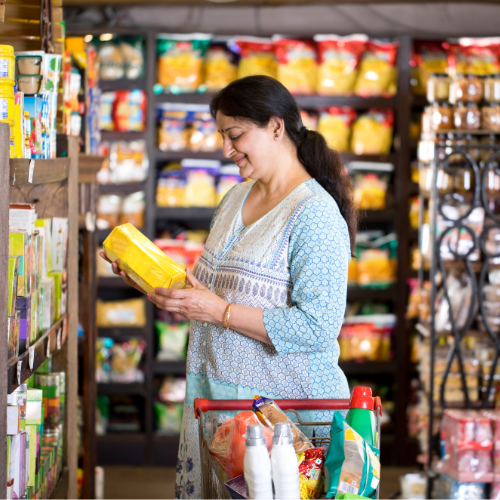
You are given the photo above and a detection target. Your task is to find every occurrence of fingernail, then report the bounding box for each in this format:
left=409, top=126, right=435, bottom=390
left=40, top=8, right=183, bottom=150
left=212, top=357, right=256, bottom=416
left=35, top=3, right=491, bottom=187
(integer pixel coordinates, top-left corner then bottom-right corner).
left=155, top=288, right=158, bottom=293
left=147, top=294, right=151, bottom=300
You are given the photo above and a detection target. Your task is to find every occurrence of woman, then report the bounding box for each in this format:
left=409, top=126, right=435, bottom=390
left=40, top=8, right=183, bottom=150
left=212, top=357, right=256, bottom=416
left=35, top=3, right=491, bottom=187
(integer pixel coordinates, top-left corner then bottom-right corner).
left=101, top=75, right=357, bottom=499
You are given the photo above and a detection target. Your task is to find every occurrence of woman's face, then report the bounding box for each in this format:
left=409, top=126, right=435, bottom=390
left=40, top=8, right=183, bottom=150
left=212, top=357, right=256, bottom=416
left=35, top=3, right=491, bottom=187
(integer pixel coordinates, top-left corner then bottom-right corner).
left=216, top=112, right=281, bottom=180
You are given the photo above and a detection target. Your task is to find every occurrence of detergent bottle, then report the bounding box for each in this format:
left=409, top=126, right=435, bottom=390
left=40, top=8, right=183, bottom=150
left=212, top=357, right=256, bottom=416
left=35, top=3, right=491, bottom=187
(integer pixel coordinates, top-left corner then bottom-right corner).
left=346, top=386, right=377, bottom=447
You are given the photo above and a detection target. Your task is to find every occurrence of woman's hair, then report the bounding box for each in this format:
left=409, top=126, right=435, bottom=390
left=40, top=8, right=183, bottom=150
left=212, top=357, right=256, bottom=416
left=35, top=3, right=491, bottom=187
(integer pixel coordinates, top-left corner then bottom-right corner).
left=210, top=75, right=357, bottom=254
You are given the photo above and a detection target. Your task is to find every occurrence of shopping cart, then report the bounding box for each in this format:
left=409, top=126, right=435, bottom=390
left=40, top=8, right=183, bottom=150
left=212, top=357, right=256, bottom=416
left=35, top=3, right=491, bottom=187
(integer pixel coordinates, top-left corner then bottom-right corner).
left=194, top=397, right=383, bottom=500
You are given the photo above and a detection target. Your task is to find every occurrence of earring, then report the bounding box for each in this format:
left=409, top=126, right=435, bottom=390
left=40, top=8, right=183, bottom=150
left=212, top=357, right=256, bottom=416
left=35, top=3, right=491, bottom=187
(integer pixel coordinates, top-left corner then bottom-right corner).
left=275, top=134, right=278, bottom=138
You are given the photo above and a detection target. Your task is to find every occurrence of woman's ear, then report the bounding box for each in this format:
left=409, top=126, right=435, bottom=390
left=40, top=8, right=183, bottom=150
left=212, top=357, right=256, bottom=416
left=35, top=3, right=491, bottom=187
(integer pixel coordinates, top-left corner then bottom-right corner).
left=269, top=116, right=285, bottom=140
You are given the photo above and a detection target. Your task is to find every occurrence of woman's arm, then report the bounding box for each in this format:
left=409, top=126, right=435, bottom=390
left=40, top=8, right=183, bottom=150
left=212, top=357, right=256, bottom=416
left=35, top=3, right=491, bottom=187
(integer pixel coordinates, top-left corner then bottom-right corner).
left=149, top=268, right=272, bottom=345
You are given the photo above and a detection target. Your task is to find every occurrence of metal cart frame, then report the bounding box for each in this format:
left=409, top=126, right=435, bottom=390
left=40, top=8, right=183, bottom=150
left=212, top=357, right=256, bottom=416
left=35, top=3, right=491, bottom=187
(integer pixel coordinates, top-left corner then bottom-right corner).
left=194, top=397, right=382, bottom=500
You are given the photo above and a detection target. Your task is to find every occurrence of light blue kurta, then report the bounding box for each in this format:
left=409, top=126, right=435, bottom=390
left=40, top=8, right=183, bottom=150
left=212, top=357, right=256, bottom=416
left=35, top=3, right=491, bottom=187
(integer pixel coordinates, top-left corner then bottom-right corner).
left=175, top=178, right=350, bottom=499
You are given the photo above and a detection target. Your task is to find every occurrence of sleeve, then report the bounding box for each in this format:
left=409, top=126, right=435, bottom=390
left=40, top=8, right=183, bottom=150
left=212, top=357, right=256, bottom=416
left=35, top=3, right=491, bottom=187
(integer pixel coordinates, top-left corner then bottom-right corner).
left=263, top=199, right=350, bottom=355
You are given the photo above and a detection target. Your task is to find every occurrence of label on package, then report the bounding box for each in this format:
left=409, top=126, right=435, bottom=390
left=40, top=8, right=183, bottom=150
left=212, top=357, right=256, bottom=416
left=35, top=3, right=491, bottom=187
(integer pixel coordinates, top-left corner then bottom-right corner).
left=0, top=98, right=8, bottom=120
left=0, top=58, right=9, bottom=78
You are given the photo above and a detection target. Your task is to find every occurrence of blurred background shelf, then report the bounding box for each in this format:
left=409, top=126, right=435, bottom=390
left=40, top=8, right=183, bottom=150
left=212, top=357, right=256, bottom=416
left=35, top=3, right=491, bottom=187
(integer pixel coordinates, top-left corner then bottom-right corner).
left=97, top=382, right=146, bottom=396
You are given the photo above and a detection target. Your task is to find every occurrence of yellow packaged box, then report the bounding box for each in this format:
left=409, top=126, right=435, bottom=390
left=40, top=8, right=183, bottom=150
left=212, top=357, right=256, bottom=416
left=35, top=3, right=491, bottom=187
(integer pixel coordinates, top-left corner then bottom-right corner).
left=103, top=223, right=186, bottom=293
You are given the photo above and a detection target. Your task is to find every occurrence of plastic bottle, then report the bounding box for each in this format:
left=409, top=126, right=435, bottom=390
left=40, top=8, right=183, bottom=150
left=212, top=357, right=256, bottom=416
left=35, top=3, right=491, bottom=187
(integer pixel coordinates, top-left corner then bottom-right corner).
left=271, top=422, right=300, bottom=500
left=346, top=386, right=376, bottom=446
left=244, top=424, right=273, bottom=500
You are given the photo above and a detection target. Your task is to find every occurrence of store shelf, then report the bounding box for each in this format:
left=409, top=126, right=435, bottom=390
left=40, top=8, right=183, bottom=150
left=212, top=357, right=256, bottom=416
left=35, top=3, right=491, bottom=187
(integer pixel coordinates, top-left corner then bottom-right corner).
left=98, top=326, right=147, bottom=338
left=101, top=131, right=146, bottom=141
left=339, top=361, right=397, bottom=376
left=97, top=433, right=147, bottom=465
left=98, top=277, right=133, bottom=288
left=412, top=95, right=428, bottom=108
left=156, top=206, right=216, bottom=221
left=359, top=209, right=397, bottom=224
left=152, top=360, right=187, bottom=375
left=155, top=150, right=226, bottom=161
left=7, top=314, right=68, bottom=394
left=97, top=382, right=146, bottom=396
left=9, top=158, right=70, bottom=186
left=99, top=78, right=146, bottom=91
left=154, top=92, right=396, bottom=110
left=342, top=152, right=397, bottom=164
left=98, top=182, right=146, bottom=195
left=347, top=286, right=397, bottom=301
left=153, top=434, right=181, bottom=466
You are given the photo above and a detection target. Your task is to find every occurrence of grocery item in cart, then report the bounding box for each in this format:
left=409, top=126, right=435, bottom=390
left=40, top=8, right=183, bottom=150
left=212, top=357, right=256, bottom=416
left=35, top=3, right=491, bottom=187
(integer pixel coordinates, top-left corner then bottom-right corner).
left=244, top=424, right=273, bottom=500
left=252, top=395, right=314, bottom=453
left=297, top=447, right=326, bottom=500
left=209, top=411, right=273, bottom=481
left=103, top=223, right=187, bottom=292
left=325, top=412, right=380, bottom=499
left=271, top=423, right=301, bottom=499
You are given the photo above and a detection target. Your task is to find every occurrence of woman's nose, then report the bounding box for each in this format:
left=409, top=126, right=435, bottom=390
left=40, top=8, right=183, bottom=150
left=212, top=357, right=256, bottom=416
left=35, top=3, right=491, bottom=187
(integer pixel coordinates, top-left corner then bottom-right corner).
left=222, top=137, right=234, bottom=159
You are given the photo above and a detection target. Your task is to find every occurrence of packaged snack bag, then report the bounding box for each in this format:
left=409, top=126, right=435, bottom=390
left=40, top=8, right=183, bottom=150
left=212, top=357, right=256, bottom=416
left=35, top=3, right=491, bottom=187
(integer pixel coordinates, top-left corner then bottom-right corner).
left=274, top=37, right=317, bottom=94
left=354, top=40, right=398, bottom=96
left=325, top=412, right=380, bottom=499
left=457, top=38, right=500, bottom=75
left=203, top=44, right=237, bottom=91
left=297, top=447, right=326, bottom=499
left=113, top=90, right=147, bottom=132
left=314, top=34, right=367, bottom=95
left=231, top=37, right=277, bottom=79
left=351, top=109, right=393, bottom=155
left=209, top=411, right=273, bottom=481
left=317, top=107, right=356, bottom=152
left=158, top=108, right=189, bottom=152
left=157, top=34, right=212, bottom=92
left=103, top=223, right=187, bottom=292
left=252, top=395, right=313, bottom=453
left=411, top=41, right=449, bottom=95
left=356, top=232, right=397, bottom=288
left=350, top=162, right=393, bottom=210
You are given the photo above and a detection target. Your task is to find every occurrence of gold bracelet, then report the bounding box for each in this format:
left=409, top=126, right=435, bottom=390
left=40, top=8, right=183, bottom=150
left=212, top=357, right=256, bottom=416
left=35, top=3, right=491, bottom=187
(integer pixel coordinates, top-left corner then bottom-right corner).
left=225, top=303, right=232, bottom=329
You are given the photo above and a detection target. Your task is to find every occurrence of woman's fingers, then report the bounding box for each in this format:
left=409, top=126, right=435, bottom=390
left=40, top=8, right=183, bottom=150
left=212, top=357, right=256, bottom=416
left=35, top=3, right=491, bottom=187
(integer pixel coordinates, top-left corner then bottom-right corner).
left=99, top=251, right=112, bottom=264
left=154, top=287, right=189, bottom=299
left=186, top=268, right=205, bottom=289
left=148, top=293, right=183, bottom=312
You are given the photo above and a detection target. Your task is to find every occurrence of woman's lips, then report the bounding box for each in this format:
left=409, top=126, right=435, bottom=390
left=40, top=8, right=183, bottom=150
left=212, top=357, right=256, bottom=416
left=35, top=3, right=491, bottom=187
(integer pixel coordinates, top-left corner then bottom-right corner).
left=234, top=155, right=245, bottom=165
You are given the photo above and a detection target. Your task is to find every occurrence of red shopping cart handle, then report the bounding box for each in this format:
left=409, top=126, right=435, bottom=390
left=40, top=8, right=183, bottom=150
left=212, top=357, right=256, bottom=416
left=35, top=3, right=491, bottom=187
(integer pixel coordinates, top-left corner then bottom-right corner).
left=194, top=398, right=350, bottom=418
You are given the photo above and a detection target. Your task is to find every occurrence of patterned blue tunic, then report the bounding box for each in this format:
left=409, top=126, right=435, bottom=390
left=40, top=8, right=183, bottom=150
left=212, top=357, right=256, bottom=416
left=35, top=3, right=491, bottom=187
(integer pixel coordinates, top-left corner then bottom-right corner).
left=175, top=178, right=350, bottom=499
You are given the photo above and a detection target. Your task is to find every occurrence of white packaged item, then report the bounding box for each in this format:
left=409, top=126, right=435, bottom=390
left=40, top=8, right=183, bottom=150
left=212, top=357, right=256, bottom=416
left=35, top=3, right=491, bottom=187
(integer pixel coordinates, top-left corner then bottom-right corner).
left=271, top=422, right=300, bottom=500
left=6, top=406, right=19, bottom=435
left=51, top=217, right=68, bottom=271
left=400, top=473, right=426, bottom=500
left=9, top=206, right=36, bottom=233
left=244, top=424, right=273, bottom=500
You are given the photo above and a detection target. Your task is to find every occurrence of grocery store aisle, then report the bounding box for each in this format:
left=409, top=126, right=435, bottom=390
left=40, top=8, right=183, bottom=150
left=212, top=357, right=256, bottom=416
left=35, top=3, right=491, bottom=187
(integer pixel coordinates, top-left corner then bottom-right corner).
left=103, top=466, right=416, bottom=499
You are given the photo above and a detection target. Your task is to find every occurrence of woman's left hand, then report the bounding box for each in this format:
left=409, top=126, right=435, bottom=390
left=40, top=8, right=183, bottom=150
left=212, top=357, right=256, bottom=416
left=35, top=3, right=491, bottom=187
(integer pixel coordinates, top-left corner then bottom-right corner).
left=148, top=268, right=228, bottom=325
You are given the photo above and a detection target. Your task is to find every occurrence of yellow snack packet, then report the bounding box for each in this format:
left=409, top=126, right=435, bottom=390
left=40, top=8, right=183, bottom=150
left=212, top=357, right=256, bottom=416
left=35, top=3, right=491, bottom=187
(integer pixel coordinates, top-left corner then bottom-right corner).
left=103, top=223, right=186, bottom=293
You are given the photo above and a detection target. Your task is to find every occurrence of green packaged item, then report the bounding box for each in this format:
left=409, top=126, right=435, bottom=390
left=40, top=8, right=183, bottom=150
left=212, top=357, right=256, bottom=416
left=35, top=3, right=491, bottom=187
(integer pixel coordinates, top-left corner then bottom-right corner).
left=8, top=256, right=19, bottom=317
left=34, top=374, right=60, bottom=429
left=337, top=494, right=371, bottom=499
left=35, top=219, right=52, bottom=276
left=154, top=401, right=183, bottom=434
left=47, top=270, right=63, bottom=320
left=325, top=412, right=380, bottom=499
left=51, top=372, right=65, bottom=424
left=155, top=321, right=189, bottom=361
left=26, top=388, right=43, bottom=425
left=9, top=231, right=28, bottom=296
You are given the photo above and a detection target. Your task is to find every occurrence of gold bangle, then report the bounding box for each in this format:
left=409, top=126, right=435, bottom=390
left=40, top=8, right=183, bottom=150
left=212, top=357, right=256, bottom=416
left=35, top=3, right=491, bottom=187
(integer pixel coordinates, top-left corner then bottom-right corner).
left=225, top=303, right=232, bottom=329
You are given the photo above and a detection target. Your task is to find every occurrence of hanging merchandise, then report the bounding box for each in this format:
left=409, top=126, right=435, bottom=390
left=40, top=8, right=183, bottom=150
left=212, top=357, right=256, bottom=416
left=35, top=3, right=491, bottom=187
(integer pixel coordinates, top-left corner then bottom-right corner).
left=314, top=34, right=367, bottom=95
left=203, top=43, right=238, bottom=91
left=317, top=107, right=356, bottom=152
left=351, top=109, right=394, bottom=155
left=230, top=37, right=277, bottom=80
left=354, top=40, right=398, bottom=96
left=273, top=37, right=317, bottom=95
left=156, top=33, right=212, bottom=93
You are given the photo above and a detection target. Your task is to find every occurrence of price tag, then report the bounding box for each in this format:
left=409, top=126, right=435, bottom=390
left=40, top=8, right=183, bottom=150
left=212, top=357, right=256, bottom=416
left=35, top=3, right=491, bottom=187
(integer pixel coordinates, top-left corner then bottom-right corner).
left=28, top=160, right=35, bottom=183
left=56, top=329, right=61, bottom=350
left=28, top=346, right=35, bottom=370
left=46, top=336, right=50, bottom=358
left=17, top=360, right=22, bottom=385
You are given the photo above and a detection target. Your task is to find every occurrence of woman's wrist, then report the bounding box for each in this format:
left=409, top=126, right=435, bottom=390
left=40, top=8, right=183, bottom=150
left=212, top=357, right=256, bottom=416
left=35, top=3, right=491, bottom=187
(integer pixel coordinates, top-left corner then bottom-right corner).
left=217, top=300, right=230, bottom=326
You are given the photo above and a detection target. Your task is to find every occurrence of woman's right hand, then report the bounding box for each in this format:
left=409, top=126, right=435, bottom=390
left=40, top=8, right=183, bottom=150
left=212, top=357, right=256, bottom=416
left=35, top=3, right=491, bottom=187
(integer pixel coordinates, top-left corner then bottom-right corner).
left=99, top=251, right=147, bottom=295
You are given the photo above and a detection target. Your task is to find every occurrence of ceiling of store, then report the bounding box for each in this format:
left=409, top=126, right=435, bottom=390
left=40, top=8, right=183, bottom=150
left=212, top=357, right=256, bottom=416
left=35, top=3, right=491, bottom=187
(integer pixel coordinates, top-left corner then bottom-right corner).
left=64, top=2, right=500, bottom=37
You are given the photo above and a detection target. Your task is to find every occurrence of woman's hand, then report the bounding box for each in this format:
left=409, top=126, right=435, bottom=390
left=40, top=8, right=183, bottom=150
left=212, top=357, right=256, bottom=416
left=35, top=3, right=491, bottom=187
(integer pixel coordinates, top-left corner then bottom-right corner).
left=148, top=268, right=228, bottom=325
left=98, top=251, right=147, bottom=295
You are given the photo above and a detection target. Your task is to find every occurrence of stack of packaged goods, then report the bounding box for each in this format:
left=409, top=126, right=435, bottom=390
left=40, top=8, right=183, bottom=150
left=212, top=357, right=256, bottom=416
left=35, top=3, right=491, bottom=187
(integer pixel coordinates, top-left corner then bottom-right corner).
left=7, top=368, right=66, bottom=499
left=0, top=45, right=62, bottom=159
left=157, top=160, right=245, bottom=208
left=154, top=34, right=398, bottom=97
left=8, top=204, right=69, bottom=360
left=96, top=191, right=146, bottom=231
left=347, top=232, right=398, bottom=290
left=100, top=89, right=147, bottom=133
left=348, top=162, right=394, bottom=211
left=96, top=35, right=145, bottom=82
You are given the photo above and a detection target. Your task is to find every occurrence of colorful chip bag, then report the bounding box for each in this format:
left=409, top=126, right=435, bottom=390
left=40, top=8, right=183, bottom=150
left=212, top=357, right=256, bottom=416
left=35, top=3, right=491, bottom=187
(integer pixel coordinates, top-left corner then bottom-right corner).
left=298, top=447, right=326, bottom=499
left=411, top=41, right=449, bottom=95
left=351, top=109, right=393, bottom=155
left=317, top=107, right=356, bottom=152
left=274, top=37, right=317, bottom=94
left=231, top=37, right=277, bottom=79
left=203, top=44, right=238, bottom=91
left=314, top=34, right=367, bottom=95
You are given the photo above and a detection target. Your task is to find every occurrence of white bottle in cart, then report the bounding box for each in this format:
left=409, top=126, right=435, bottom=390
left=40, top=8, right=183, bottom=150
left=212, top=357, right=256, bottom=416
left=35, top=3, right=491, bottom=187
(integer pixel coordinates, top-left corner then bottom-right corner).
left=244, top=424, right=273, bottom=500
left=271, top=422, right=300, bottom=500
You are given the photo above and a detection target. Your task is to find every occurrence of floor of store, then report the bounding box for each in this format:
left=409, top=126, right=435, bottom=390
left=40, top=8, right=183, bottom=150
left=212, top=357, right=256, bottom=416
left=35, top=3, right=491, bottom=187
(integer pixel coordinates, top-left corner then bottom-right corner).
left=103, top=466, right=416, bottom=499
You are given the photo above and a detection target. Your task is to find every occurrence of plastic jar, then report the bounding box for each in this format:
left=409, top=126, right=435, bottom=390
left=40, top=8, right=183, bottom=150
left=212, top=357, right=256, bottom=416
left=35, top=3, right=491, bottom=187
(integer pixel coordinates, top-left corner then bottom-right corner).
left=0, top=45, right=15, bottom=85
left=427, top=73, right=451, bottom=103
left=422, top=102, right=453, bottom=133
left=450, top=74, right=483, bottom=103
left=454, top=103, right=481, bottom=130
left=484, top=75, right=500, bottom=103
left=482, top=103, right=500, bottom=131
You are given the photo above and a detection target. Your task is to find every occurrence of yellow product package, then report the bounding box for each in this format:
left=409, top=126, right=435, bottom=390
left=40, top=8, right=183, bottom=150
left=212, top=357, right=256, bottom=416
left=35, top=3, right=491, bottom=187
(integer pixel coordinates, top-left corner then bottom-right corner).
left=96, top=298, right=146, bottom=327
left=232, top=37, right=277, bottom=79
left=351, top=109, right=393, bottom=155
left=103, top=223, right=186, bottom=293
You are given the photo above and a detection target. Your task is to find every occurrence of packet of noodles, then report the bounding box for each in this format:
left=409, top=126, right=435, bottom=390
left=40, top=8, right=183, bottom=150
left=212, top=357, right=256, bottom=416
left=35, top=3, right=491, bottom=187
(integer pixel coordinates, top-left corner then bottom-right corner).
left=298, top=447, right=326, bottom=499
left=230, top=37, right=277, bottom=79
left=252, top=395, right=314, bottom=453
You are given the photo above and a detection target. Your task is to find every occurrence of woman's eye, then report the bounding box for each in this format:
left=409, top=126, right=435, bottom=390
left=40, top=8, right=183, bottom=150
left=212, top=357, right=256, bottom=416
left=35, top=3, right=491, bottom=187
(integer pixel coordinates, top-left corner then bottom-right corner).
left=230, top=134, right=242, bottom=141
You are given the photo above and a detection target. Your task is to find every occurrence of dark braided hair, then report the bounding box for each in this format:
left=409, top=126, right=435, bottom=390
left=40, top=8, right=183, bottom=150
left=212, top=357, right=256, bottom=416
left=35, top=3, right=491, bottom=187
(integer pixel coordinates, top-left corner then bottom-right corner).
left=210, top=75, right=358, bottom=254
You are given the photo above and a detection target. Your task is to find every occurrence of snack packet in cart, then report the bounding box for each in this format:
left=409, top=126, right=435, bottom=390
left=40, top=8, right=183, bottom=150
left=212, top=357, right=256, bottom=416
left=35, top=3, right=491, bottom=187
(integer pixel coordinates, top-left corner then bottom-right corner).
left=325, top=412, right=380, bottom=499
left=252, top=395, right=314, bottom=453
left=297, top=447, right=326, bottom=499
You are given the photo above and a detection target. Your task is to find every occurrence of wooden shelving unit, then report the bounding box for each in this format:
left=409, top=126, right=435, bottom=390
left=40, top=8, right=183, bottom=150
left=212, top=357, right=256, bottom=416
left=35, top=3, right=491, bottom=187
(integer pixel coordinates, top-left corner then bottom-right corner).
left=0, top=124, right=80, bottom=498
